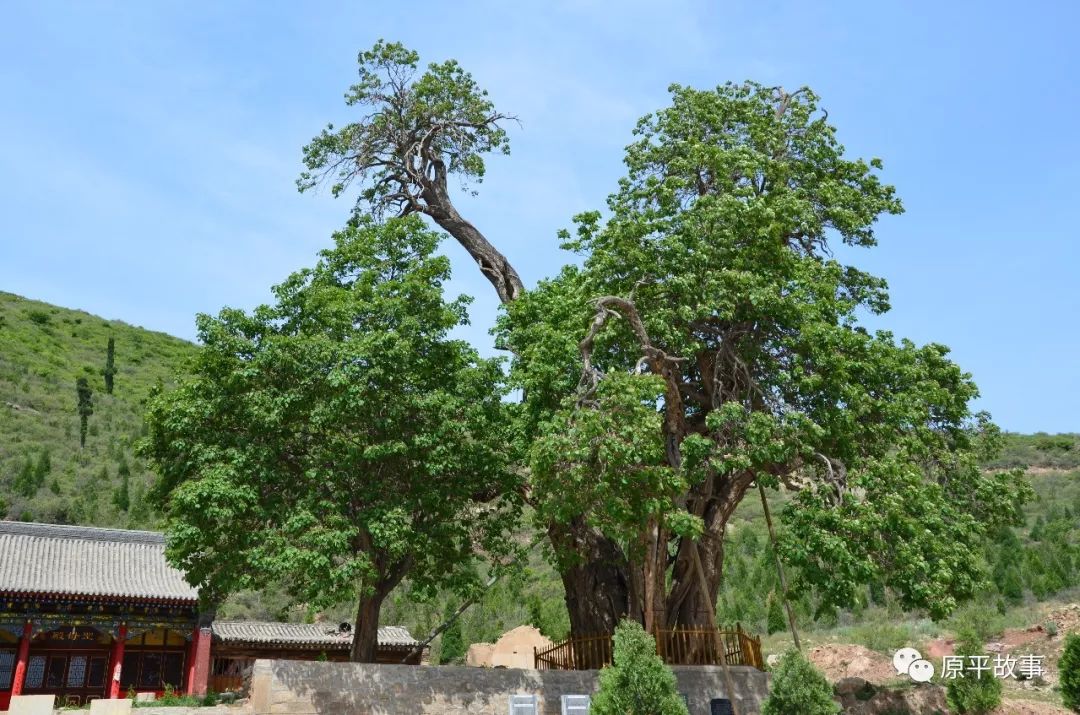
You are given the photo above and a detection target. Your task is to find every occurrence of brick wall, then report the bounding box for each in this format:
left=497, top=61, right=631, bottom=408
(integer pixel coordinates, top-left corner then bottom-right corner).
left=249, top=659, right=771, bottom=715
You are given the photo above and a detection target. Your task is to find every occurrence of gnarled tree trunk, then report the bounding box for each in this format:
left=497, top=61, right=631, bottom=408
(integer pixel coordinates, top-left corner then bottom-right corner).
left=350, top=591, right=384, bottom=662
left=549, top=519, right=632, bottom=637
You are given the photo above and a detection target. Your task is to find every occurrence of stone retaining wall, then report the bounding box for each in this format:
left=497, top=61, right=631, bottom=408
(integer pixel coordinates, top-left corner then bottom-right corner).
left=249, top=658, right=770, bottom=714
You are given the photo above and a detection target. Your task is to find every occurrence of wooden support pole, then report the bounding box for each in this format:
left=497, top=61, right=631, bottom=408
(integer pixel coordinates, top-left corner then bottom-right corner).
left=758, top=481, right=801, bottom=651
left=691, top=542, right=741, bottom=715
left=185, top=626, right=199, bottom=695
left=10, top=620, right=32, bottom=696
left=191, top=626, right=212, bottom=696
left=108, top=624, right=127, bottom=699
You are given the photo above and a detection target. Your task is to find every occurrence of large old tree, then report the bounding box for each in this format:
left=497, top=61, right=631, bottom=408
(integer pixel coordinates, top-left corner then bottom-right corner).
left=143, top=217, right=519, bottom=661
left=297, top=44, right=1029, bottom=638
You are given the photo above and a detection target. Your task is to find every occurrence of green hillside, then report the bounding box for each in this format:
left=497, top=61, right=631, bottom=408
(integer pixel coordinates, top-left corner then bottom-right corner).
left=0, top=291, right=196, bottom=527
left=4, top=288, right=1080, bottom=669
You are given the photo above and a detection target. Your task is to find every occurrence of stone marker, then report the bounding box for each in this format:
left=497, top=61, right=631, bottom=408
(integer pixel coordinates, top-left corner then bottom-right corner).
left=710, top=698, right=735, bottom=715
left=7, top=694, right=55, bottom=715
left=90, top=699, right=134, bottom=714
left=134, top=691, right=157, bottom=702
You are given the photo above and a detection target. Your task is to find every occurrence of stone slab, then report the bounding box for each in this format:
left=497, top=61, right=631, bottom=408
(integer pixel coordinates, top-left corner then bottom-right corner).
left=89, top=699, right=133, bottom=714
left=8, top=694, right=56, bottom=715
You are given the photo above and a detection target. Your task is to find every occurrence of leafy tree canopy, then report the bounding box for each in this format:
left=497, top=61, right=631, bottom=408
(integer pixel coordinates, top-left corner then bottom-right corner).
left=142, top=216, right=521, bottom=660
left=296, top=42, right=1033, bottom=637
left=502, top=81, right=1031, bottom=625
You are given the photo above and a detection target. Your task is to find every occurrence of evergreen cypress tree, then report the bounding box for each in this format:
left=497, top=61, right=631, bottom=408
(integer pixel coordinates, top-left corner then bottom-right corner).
left=527, top=596, right=549, bottom=637
left=111, top=466, right=129, bottom=512
left=104, top=336, right=116, bottom=394
left=34, top=449, right=51, bottom=488
left=439, top=603, right=466, bottom=664
left=76, top=377, right=94, bottom=447
left=15, top=456, right=35, bottom=497
left=1059, top=633, right=1080, bottom=712
left=591, top=620, right=688, bottom=715
left=767, top=592, right=787, bottom=635
left=761, top=649, right=839, bottom=715
left=946, top=628, right=1002, bottom=714
left=1000, top=566, right=1024, bottom=606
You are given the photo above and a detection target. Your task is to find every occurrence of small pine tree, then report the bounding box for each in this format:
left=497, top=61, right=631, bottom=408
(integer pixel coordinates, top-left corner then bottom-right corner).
left=33, top=449, right=51, bottom=488
left=104, top=337, right=116, bottom=394
left=49, top=479, right=61, bottom=495
left=767, top=592, right=787, bottom=635
left=1060, top=633, right=1080, bottom=712
left=76, top=376, right=94, bottom=447
left=439, top=604, right=466, bottom=664
left=527, top=596, right=549, bottom=637
left=590, top=620, right=688, bottom=715
left=946, top=628, right=1002, bottom=714
left=761, top=649, right=839, bottom=715
left=1000, top=566, right=1024, bottom=606
left=111, top=466, right=129, bottom=512
left=15, top=456, right=36, bottom=497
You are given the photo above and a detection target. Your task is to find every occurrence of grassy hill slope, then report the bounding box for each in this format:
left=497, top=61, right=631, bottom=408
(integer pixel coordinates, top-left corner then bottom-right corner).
left=0, top=291, right=196, bottom=527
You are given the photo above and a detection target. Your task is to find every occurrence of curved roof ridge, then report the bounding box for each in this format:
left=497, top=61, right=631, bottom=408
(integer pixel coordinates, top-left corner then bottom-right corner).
left=0, top=520, right=166, bottom=545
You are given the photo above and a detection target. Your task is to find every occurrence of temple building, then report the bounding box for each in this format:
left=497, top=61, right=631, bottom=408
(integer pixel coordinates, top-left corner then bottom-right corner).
left=0, top=521, right=423, bottom=710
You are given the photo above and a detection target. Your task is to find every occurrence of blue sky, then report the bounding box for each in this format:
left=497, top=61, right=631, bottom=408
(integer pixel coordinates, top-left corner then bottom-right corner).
left=1, top=1, right=1077, bottom=432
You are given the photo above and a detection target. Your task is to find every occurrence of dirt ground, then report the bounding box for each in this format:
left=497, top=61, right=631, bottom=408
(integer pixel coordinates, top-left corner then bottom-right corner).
left=807, top=603, right=1080, bottom=713
left=807, top=643, right=903, bottom=685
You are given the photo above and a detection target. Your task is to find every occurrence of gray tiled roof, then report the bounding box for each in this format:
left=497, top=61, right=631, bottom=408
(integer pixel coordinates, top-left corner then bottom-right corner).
left=0, top=521, right=198, bottom=602
left=212, top=621, right=419, bottom=649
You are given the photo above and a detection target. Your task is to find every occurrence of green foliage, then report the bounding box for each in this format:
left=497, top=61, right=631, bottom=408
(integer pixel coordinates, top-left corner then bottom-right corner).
left=946, top=629, right=1002, bottom=714
left=0, top=291, right=193, bottom=527
left=298, top=40, right=510, bottom=216
left=104, top=336, right=116, bottom=394
left=947, top=605, right=1005, bottom=645
left=142, top=216, right=521, bottom=658
left=112, top=465, right=129, bottom=512
left=500, top=79, right=1031, bottom=625
left=767, top=592, right=786, bottom=636
left=133, top=683, right=217, bottom=707
left=438, top=603, right=466, bottom=664
left=761, top=649, right=839, bottom=715
left=590, top=620, right=688, bottom=715
left=985, top=433, right=1080, bottom=470
left=1059, top=633, right=1080, bottom=711
left=75, top=376, right=93, bottom=447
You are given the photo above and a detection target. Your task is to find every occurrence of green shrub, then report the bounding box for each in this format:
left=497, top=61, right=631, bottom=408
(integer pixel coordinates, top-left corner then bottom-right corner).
left=591, top=620, right=688, bottom=715
left=439, top=603, right=466, bottom=664
left=767, top=593, right=786, bottom=635
left=761, top=648, right=839, bottom=715
left=946, top=628, right=1002, bottom=714
left=26, top=309, right=50, bottom=325
left=1060, top=633, right=1080, bottom=711
left=948, top=605, right=1004, bottom=644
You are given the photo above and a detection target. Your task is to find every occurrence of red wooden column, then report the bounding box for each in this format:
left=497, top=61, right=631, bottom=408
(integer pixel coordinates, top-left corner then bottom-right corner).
left=184, top=627, right=199, bottom=695
left=191, top=626, right=211, bottom=696
left=108, top=624, right=127, bottom=699
left=10, top=621, right=32, bottom=696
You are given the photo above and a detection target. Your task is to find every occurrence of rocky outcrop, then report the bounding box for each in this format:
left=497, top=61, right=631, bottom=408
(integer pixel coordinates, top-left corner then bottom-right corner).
left=834, top=676, right=948, bottom=714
